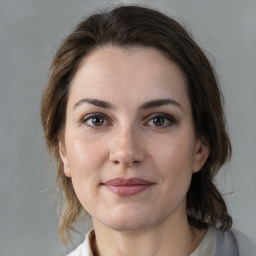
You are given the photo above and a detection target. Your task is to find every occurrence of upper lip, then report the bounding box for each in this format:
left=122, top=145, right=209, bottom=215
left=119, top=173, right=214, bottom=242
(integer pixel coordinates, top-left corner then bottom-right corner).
left=104, top=177, right=153, bottom=186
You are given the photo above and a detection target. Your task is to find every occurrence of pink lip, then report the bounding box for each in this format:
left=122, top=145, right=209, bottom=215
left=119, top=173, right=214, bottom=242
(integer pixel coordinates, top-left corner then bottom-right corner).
left=103, top=178, right=154, bottom=197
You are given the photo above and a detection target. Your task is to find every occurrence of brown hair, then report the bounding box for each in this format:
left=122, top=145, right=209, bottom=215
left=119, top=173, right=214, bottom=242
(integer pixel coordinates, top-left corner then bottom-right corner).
left=41, top=4, right=232, bottom=245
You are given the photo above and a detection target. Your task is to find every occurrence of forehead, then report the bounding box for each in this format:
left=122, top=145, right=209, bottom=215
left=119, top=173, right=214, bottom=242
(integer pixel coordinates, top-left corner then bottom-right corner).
left=68, top=46, right=190, bottom=109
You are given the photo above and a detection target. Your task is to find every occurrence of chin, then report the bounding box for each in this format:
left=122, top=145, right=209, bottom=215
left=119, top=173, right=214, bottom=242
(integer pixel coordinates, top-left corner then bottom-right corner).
left=99, top=205, right=153, bottom=232
left=106, top=219, right=150, bottom=232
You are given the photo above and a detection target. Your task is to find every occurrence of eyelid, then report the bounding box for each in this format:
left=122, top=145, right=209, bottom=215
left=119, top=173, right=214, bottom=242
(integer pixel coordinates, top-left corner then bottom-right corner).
left=143, top=113, right=177, bottom=127
left=78, top=112, right=176, bottom=128
left=80, top=112, right=112, bottom=128
left=81, top=112, right=106, bottom=121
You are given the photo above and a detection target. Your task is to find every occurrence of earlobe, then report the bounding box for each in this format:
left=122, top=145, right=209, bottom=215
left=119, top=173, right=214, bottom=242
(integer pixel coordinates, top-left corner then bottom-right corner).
left=193, top=140, right=209, bottom=173
left=58, top=140, right=71, bottom=177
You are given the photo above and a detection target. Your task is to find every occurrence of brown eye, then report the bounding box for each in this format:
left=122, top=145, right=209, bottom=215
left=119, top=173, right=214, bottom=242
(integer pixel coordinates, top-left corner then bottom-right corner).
left=83, top=114, right=109, bottom=127
left=145, top=113, right=176, bottom=128
left=152, top=116, right=165, bottom=126
left=91, top=116, right=105, bottom=126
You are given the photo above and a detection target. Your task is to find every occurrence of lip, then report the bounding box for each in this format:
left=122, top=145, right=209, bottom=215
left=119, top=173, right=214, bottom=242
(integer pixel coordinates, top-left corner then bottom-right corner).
left=103, top=178, right=154, bottom=197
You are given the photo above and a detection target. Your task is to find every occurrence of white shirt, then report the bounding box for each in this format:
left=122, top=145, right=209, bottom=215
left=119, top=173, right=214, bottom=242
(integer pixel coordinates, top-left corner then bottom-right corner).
left=190, top=226, right=217, bottom=256
left=67, top=226, right=217, bottom=256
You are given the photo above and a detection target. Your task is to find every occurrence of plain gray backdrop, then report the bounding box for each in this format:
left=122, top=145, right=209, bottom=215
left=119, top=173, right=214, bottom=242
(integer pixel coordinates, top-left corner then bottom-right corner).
left=0, top=0, right=255, bottom=255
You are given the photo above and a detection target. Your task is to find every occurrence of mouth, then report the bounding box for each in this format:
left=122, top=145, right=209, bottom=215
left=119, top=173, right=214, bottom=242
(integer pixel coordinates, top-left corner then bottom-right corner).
left=102, top=177, right=154, bottom=197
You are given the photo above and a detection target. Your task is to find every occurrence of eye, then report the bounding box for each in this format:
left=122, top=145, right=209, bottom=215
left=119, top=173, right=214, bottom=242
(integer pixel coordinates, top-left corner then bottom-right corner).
left=145, top=113, right=176, bottom=128
left=81, top=113, right=110, bottom=127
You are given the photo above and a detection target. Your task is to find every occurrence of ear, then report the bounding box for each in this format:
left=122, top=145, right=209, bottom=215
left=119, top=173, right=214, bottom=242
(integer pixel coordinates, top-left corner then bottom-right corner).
left=58, top=140, right=71, bottom=177
left=192, top=139, right=209, bottom=173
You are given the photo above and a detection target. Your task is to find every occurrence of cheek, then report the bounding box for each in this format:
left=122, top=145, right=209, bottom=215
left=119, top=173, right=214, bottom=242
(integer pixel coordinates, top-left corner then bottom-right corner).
left=153, top=136, right=195, bottom=170
left=66, top=132, right=108, bottom=174
left=64, top=133, right=109, bottom=206
left=152, top=137, right=195, bottom=191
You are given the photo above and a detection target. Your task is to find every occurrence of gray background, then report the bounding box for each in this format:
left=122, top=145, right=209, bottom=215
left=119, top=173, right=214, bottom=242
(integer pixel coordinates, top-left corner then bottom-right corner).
left=0, top=0, right=255, bottom=255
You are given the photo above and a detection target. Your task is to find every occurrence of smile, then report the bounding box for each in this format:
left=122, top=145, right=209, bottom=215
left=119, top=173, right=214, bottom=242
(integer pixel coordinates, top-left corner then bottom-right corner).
left=103, top=177, right=154, bottom=197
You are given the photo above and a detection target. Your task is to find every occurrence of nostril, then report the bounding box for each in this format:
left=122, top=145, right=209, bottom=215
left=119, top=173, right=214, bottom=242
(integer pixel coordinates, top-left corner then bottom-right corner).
left=120, top=163, right=132, bottom=167
left=109, top=137, right=144, bottom=166
left=118, top=161, right=140, bottom=167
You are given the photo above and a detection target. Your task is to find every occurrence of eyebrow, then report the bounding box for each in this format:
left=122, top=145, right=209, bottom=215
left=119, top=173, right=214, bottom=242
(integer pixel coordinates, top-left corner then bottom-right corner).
left=139, top=98, right=182, bottom=110
left=73, top=98, right=115, bottom=110
left=73, top=98, right=182, bottom=111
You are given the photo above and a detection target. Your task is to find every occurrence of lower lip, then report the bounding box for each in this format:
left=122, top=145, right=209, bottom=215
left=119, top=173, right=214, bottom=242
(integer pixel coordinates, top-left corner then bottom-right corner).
left=105, top=184, right=152, bottom=197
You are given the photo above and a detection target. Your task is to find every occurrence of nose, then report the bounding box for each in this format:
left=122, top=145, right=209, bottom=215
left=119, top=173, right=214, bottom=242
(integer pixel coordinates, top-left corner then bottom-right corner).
left=109, top=126, right=144, bottom=167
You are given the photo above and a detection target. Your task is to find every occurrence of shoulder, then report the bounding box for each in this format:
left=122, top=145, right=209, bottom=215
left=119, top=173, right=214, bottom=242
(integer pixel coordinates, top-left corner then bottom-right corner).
left=215, top=228, right=256, bottom=256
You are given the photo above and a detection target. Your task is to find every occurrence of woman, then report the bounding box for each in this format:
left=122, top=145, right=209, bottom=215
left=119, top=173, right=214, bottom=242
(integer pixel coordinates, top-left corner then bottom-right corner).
left=41, top=5, right=255, bottom=256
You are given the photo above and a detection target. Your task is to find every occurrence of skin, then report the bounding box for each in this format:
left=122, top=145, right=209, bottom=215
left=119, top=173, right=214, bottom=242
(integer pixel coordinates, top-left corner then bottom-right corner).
left=59, top=46, right=209, bottom=256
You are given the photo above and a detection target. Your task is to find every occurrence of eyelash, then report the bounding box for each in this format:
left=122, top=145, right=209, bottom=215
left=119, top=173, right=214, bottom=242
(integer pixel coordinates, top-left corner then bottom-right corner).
left=144, top=113, right=177, bottom=128
left=80, top=113, right=111, bottom=129
left=79, top=112, right=177, bottom=129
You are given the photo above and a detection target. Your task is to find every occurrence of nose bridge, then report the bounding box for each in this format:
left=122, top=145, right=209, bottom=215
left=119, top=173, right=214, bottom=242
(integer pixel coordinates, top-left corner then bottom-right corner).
left=109, top=123, right=143, bottom=166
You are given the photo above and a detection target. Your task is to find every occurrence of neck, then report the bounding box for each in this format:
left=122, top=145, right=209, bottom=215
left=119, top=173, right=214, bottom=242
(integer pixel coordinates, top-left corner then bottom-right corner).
left=91, top=211, right=206, bottom=256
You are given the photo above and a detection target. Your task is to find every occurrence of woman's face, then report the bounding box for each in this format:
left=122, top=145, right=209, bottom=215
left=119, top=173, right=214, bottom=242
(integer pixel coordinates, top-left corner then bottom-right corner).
left=59, top=46, right=208, bottom=232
